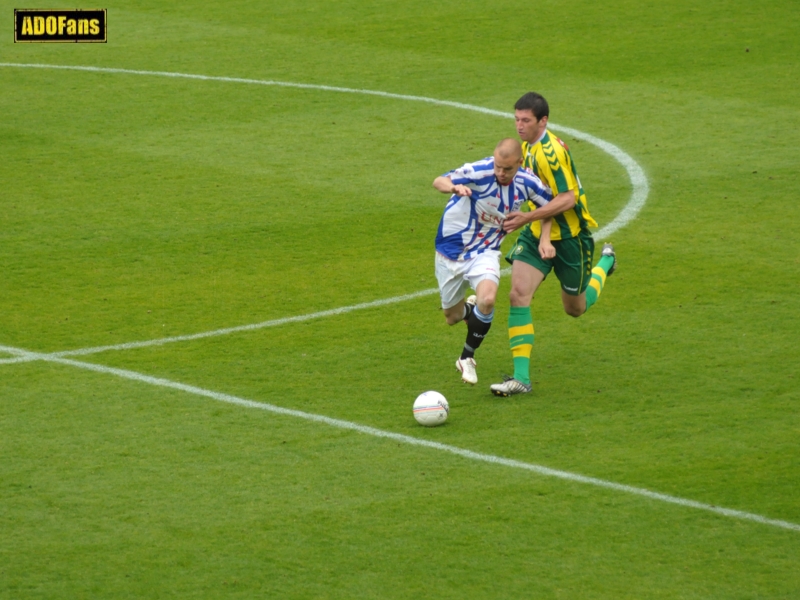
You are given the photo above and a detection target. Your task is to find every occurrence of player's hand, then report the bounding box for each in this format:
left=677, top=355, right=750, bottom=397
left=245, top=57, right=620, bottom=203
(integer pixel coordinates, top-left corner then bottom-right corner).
left=452, top=184, right=472, bottom=197
left=502, top=211, right=530, bottom=232
left=539, top=240, right=556, bottom=259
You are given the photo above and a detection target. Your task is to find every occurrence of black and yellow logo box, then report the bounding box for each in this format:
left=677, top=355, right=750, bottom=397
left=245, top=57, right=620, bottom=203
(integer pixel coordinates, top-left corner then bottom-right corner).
left=15, top=9, right=106, bottom=43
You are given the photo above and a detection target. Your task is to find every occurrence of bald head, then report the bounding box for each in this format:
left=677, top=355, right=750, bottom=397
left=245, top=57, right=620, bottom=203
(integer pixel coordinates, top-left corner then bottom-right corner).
left=494, top=138, right=522, bottom=162
left=492, top=138, right=524, bottom=186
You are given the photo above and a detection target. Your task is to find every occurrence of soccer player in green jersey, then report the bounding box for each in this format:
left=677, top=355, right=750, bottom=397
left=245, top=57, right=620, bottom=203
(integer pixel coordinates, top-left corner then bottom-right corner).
left=490, top=92, right=618, bottom=397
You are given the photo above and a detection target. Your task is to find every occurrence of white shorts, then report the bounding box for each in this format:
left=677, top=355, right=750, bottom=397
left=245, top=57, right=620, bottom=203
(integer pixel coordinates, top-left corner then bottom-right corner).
left=435, top=250, right=501, bottom=309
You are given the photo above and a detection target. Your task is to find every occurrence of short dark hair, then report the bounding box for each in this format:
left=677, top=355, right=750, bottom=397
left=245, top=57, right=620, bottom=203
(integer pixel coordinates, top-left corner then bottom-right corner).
left=514, top=92, right=549, bottom=120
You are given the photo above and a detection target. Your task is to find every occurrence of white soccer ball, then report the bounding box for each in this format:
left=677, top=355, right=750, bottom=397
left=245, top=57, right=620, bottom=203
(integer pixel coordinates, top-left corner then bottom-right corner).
left=413, top=391, right=449, bottom=427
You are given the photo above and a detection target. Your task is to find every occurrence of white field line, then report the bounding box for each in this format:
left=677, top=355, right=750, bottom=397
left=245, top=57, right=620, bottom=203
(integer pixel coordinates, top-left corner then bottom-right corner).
left=0, top=62, right=647, bottom=361
left=0, top=288, right=440, bottom=364
left=3, top=343, right=799, bottom=533
left=0, top=346, right=32, bottom=364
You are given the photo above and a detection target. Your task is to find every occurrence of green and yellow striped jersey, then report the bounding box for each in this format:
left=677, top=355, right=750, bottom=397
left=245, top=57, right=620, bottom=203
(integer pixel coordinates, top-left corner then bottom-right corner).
left=522, top=131, right=598, bottom=241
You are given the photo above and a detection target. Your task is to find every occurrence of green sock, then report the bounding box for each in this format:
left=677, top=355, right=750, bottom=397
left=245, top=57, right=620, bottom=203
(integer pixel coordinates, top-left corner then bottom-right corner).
left=597, top=254, right=615, bottom=274
left=585, top=255, right=614, bottom=311
left=508, top=306, right=534, bottom=385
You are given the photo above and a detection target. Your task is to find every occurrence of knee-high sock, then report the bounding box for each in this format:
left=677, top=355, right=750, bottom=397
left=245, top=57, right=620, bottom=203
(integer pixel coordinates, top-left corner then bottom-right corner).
left=462, top=302, right=474, bottom=322
left=461, top=307, right=493, bottom=360
left=508, top=306, right=534, bottom=385
left=585, top=254, right=615, bottom=311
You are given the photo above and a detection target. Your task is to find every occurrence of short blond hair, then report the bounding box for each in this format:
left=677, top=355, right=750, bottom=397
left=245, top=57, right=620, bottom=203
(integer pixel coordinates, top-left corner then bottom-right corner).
left=494, top=138, right=522, bottom=161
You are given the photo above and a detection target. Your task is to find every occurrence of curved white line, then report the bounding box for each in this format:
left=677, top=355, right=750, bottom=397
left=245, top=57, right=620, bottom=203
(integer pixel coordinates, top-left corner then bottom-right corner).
left=0, top=62, right=647, bottom=240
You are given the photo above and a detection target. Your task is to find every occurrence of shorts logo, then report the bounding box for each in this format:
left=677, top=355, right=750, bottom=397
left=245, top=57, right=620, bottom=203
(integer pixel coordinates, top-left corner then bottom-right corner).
left=514, top=245, right=524, bottom=255
left=14, top=9, right=107, bottom=43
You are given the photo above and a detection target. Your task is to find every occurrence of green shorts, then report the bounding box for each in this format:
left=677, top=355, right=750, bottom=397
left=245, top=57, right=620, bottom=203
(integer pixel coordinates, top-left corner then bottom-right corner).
left=505, top=227, right=595, bottom=295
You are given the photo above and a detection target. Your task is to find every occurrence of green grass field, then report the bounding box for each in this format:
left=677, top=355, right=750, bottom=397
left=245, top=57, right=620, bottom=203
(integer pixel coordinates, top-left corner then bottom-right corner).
left=2, top=1, right=799, bottom=597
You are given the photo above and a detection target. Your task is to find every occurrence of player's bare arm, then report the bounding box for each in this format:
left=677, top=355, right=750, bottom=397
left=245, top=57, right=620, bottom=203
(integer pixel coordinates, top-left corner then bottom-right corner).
left=502, top=189, right=576, bottom=232
left=432, top=176, right=472, bottom=197
left=538, top=218, right=556, bottom=259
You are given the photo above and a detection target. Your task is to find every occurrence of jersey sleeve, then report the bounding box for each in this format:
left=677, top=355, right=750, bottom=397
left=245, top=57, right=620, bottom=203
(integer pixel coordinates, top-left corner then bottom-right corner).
left=525, top=175, right=553, bottom=208
left=445, top=161, right=478, bottom=186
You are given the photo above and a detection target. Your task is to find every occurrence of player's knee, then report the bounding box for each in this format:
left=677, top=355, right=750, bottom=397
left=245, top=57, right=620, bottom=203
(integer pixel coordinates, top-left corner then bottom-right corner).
left=509, top=287, right=529, bottom=307
left=478, top=293, right=496, bottom=314
left=563, top=303, right=584, bottom=318
left=443, top=308, right=463, bottom=325
left=444, top=313, right=461, bottom=326
left=561, top=290, right=587, bottom=318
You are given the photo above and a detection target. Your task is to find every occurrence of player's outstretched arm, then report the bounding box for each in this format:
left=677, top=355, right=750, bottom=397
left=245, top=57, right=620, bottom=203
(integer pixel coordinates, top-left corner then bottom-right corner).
left=433, top=176, right=472, bottom=197
left=502, top=189, right=576, bottom=232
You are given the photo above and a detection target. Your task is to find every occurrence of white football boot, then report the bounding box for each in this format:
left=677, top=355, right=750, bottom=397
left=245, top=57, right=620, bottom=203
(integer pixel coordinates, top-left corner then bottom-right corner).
left=455, top=357, right=478, bottom=385
left=490, top=376, right=532, bottom=397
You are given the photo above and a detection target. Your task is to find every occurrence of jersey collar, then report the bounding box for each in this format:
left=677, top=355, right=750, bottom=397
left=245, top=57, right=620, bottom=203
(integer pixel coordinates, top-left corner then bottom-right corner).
left=532, top=129, right=547, bottom=146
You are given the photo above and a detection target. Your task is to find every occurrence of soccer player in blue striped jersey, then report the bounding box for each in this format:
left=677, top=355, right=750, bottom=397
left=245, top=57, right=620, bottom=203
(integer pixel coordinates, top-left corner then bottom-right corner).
left=433, top=138, right=571, bottom=386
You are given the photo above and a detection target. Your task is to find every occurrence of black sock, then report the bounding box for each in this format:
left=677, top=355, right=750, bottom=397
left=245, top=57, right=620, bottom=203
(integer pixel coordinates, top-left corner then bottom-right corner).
left=462, top=302, right=474, bottom=322
left=461, top=310, right=492, bottom=359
